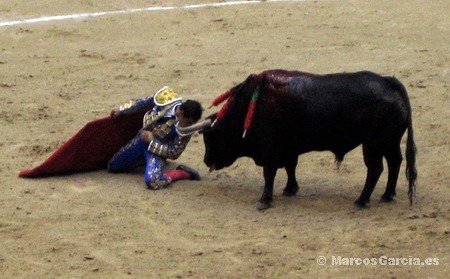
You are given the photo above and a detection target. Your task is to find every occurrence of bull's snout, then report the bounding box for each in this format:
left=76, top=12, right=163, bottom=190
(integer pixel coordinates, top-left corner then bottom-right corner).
left=204, top=160, right=216, bottom=172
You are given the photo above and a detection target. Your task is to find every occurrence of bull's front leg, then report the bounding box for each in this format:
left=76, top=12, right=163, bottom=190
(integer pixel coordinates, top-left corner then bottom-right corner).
left=283, top=157, right=299, bottom=196
left=257, top=166, right=277, bottom=210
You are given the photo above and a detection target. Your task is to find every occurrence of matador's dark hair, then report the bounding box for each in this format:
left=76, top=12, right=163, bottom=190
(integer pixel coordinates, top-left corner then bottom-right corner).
left=180, top=100, right=203, bottom=122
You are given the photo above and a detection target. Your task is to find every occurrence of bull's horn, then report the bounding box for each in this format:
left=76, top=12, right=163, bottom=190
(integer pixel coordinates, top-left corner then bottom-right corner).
left=176, top=119, right=212, bottom=136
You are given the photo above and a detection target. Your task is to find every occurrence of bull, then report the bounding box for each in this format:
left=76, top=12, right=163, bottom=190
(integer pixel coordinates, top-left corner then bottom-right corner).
left=179, top=70, right=417, bottom=210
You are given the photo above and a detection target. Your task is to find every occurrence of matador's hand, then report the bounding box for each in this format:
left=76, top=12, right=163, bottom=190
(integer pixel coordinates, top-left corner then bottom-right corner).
left=110, top=108, right=121, bottom=118
left=140, top=130, right=154, bottom=142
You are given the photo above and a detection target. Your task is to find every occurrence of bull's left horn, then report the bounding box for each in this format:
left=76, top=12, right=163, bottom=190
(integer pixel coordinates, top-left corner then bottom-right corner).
left=176, top=119, right=212, bottom=136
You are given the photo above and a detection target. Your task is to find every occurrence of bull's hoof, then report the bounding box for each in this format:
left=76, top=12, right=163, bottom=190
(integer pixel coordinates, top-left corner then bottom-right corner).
left=257, top=201, right=271, bottom=211
left=282, top=186, right=299, bottom=197
left=380, top=194, right=396, bottom=203
left=353, top=199, right=368, bottom=208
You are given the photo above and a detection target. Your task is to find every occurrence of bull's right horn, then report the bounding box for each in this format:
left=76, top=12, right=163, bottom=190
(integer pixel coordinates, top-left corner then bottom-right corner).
left=176, top=119, right=212, bottom=136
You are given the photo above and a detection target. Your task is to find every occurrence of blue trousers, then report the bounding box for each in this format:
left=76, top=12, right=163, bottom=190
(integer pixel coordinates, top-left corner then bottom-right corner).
left=108, top=134, right=171, bottom=189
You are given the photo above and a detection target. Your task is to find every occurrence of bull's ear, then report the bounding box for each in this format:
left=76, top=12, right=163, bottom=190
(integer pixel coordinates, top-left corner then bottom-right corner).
left=199, top=113, right=218, bottom=133
left=207, top=113, right=218, bottom=122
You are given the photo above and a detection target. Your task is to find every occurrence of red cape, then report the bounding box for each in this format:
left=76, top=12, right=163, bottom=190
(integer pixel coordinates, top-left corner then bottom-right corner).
left=19, top=111, right=145, bottom=178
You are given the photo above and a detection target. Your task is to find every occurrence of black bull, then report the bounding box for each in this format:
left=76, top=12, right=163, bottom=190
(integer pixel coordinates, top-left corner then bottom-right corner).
left=190, top=70, right=417, bottom=210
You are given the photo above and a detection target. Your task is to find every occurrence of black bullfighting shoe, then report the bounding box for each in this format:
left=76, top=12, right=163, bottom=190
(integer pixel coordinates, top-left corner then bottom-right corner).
left=176, top=165, right=201, bottom=181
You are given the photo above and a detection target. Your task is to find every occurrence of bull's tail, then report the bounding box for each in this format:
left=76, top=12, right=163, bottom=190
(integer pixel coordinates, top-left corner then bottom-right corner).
left=405, top=103, right=417, bottom=206
left=386, top=76, right=418, bottom=205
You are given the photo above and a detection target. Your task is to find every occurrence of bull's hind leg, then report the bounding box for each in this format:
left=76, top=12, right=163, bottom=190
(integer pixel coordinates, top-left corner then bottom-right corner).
left=355, top=144, right=384, bottom=207
left=257, top=166, right=277, bottom=210
left=283, top=157, right=299, bottom=196
left=381, top=143, right=403, bottom=202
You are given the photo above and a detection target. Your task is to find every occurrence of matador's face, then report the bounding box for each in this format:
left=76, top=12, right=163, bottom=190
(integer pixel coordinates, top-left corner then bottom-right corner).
left=175, top=106, right=196, bottom=128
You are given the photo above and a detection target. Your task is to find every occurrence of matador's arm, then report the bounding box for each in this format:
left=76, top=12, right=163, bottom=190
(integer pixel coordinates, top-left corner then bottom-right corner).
left=118, top=96, right=155, bottom=115
left=147, top=136, right=190, bottom=160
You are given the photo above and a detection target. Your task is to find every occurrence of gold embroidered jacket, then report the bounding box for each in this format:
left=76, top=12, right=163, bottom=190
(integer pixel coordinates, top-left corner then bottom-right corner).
left=118, top=87, right=190, bottom=159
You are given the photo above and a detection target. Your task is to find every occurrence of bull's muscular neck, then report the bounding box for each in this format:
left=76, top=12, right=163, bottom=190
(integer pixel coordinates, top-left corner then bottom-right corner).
left=212, top=69, right=316, bottom=136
